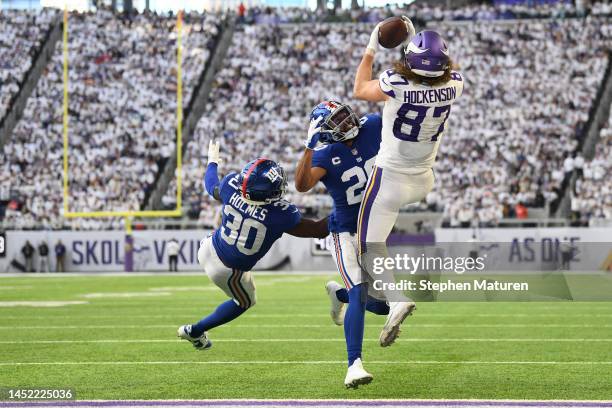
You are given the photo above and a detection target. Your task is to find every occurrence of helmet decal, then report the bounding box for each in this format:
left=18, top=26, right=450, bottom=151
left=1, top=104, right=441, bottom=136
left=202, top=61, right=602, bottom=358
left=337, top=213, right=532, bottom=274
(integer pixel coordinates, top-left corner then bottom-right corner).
left=404, top=30, right=450, bottom=78
left=407, top=41, right=429, bottom=54
left=241, top=158, right=267, bottom=200
left=238, top=158, right=287, bottom=205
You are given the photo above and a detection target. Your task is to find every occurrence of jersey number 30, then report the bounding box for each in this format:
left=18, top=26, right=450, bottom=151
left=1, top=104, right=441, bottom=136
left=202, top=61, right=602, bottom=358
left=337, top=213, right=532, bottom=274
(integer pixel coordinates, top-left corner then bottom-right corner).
left=342, top=157, right=376, bottom=205
left=221, top=206, right=266, bottom=255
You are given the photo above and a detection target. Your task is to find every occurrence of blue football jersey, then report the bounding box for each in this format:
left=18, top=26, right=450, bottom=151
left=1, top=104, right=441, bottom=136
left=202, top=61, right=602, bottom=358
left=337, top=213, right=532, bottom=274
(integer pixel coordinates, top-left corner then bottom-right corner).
left=312, top=114, right=382, bottom=233
left=211, top=173, right=301, bottom=271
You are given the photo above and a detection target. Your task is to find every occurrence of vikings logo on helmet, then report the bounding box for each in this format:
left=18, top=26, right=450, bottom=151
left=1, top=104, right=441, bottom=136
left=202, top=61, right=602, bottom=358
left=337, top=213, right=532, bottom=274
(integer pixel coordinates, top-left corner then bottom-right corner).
left=404, top=30, right=450, bottom=78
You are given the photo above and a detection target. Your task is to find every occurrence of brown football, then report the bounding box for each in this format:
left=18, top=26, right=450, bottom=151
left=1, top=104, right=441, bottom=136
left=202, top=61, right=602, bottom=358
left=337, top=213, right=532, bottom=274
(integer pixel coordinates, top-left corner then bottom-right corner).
left=377, top=16, right=408, bottom=49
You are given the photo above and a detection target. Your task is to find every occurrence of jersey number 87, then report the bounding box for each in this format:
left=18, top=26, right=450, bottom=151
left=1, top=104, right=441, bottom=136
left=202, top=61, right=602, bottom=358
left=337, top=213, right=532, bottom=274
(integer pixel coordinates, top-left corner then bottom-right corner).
left=393, top=102, right=451, bottom=143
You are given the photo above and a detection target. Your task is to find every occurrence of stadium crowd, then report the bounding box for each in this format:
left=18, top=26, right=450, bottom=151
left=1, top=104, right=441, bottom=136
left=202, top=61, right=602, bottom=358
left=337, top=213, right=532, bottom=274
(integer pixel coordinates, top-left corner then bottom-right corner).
left=2, top=3, right=612, bottom=230
left=1, top=9, right=221, bottom=229
left=0, top=8, right=58, bottom=122
left=239, top=1, right=612, bottom=25
left=572, top=107, right=612, bottom=225
left=434, top=17, right=611, bottom=227
left=167, top=15, right=611, bottom=228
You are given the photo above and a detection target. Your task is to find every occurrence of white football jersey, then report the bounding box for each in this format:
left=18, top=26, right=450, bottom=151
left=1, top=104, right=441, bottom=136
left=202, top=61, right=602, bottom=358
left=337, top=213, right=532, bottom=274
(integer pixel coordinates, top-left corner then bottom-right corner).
left=376, top=69, right=464, bottom=173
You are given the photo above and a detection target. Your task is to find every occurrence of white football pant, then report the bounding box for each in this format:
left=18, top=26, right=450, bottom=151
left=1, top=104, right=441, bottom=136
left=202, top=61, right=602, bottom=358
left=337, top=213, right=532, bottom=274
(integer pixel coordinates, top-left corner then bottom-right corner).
left=198, top=236, right=256, bottom=309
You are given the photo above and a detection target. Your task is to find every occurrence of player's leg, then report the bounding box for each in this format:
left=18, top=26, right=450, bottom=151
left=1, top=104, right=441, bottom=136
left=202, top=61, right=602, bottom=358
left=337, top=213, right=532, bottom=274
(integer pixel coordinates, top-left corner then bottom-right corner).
left=193, top=238, right=256, bottom=332
left=328, top=231, right=389, bottom=318
left=328, top=232, right=374, bottom=387
left=329, top=283, right=388, bottom=316
left=358, top=168, right=434, bottom=346
left=357, top=166, right=406, bottom=302
left=178, top=237, right=256, bottom=350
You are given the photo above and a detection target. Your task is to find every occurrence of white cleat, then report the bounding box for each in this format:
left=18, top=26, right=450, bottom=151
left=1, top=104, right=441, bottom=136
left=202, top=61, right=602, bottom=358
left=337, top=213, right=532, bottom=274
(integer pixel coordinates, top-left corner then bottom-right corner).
left=325, top=281, right=346, bottom=326
left=379, top=301, right=416, bottom=347
left=344, top=358, right=373, bottom=389
left=177, top=324, right=212, bottom=351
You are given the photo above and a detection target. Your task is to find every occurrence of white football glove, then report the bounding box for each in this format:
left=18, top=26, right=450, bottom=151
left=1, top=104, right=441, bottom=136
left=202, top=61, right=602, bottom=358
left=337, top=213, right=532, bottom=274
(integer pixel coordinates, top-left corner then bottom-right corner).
left=304, top=117, right=323, bottom=150
left=366, top=22, right=382, bottom=56
left=400, top=16, right=416, bottom=49
left=207, top=139, right=220, bottom=165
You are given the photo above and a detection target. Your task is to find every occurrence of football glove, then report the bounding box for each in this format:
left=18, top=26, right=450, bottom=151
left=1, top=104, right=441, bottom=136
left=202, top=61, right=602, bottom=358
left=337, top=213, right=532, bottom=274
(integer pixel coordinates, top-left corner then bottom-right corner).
left=400, top=16, right=416, bottom=49
left=366, top=22, right=382, bottom=56
left=304, top=117, right=323, bottom=150
left=208, top=139, right=220, bottom=165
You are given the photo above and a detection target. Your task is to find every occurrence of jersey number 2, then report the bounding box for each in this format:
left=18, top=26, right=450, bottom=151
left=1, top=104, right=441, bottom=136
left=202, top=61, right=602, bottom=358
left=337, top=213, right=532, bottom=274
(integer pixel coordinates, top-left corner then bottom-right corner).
left=342, top=157, right=376, bottom=205
left=393, top=103, right=451, bottom=142
left=221, top=206, right=267, bottom=255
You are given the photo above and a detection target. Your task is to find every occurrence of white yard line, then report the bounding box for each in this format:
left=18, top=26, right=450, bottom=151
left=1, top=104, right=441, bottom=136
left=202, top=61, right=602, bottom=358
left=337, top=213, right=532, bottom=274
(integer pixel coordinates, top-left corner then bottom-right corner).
left=1, top=360, right=611, bottom=366
left=0, top=338, right=611, bottom=344
left=2, top=313, right=612, bottom=318
left=2, top=323, right=612, bottom=329
left=0, top=271, right=332, bottom=278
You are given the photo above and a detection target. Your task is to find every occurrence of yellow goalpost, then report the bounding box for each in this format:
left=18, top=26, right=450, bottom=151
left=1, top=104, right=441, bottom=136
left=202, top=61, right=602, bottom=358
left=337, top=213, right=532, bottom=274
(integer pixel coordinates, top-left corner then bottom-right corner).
left=61, top=9, right=184, bottom=227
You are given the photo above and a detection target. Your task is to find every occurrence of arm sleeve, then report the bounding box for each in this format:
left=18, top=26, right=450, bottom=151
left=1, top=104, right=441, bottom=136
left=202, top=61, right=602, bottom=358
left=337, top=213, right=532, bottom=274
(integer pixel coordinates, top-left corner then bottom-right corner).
left=286, top=205, right=302, bottom=230
left=378, top=70, right=396, bottom=98
left=452, top=71, right=464, bottom=98
left=311, top=149, right=329, bottom=172
left=204, top=163, right=220, bottom=197
left=365, top=113, right=383, bottom=144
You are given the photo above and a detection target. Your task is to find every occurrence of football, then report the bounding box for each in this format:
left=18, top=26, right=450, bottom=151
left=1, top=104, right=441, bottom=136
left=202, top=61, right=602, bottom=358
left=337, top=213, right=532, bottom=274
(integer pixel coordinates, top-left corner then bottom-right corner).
left=377, top=16, right=409, bottom=49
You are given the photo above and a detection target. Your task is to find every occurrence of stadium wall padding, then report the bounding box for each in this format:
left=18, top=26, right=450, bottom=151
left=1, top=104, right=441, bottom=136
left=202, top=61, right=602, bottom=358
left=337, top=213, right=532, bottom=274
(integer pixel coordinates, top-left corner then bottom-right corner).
left=1, top=228, right=610, bottom=273
left=0, top=230, right=336, bottom=273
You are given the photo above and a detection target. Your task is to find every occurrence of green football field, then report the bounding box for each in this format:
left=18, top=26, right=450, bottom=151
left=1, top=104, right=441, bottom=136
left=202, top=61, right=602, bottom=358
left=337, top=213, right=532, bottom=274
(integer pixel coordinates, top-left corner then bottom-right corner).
left=0, top=273, right=611, bottom=401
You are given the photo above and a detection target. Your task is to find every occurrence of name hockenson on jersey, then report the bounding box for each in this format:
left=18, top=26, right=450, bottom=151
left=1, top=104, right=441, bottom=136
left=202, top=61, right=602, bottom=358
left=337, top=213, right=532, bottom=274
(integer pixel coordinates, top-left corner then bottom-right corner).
left=402, top=86, right=458, bottom=104
left=378, top=69, right=464, bottom=172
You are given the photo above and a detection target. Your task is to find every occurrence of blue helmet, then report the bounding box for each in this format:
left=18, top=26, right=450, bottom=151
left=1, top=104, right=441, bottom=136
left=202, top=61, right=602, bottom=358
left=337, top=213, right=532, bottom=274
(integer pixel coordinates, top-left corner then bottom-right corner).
left=238, top=158, right=287, bottom=205
left=310, top=101, right=360, bottom=144
left=404, top=30, right=450, bottom=78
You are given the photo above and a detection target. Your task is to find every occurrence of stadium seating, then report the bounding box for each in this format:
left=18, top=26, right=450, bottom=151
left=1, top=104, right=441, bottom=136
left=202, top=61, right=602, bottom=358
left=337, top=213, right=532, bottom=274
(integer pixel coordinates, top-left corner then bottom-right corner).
left=0, top=9, right=58, bottom=122
left=435, top=17, right=611, bottom=227
left=162, top=23, right=394, bottom=227
left=572, top=106, right=612, bottom=224
left=166, top=16, right=612, bottom=228
left=240, top=1, right=611, bottom=25
left=0, top=10, right=220, bottom=229
left=2, top=3, right=612, bottom=230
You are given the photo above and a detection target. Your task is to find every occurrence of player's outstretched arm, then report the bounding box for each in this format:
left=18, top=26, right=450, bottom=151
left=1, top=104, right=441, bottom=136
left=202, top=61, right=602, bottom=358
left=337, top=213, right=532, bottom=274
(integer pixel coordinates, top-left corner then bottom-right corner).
left=295, top=117, right=327, bottom=192
left=287, top=217, right=328, bottom=238
left=354, top=24, right=387, bottom=103
left=204, top=140, right=222, bottom=202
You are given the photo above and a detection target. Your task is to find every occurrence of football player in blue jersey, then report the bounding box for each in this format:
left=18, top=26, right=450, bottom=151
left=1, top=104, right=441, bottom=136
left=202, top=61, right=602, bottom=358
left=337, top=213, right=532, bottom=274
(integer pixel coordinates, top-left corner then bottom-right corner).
left=295, top=101, right=391, bottom=388
left=178, top=140, right=329, bottom=350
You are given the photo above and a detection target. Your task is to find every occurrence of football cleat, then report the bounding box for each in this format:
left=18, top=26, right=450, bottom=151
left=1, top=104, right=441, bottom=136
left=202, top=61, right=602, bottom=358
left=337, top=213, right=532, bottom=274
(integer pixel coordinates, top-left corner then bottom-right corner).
left=325, top=281, right=346, bottom=326
left=177, top=324, right=212, bottom=351
left=379, top=301, right=416, bottom=347
left=344, top=358, right=373, bottom=389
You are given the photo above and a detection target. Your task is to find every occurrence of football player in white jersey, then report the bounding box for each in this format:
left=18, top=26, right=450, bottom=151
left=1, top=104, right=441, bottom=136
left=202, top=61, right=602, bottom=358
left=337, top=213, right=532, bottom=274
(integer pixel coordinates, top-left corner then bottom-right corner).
left=353, top=21, right=464, bottom=346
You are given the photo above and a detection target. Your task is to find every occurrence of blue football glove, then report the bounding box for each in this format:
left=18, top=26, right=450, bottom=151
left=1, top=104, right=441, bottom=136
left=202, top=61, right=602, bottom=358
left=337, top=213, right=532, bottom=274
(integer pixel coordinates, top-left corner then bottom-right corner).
left=304, top=117, right=323, bottom=150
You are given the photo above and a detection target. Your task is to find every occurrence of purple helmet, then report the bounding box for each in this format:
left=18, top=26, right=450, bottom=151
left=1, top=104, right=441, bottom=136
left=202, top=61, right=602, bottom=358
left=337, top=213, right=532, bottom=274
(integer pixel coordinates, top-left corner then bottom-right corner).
left=404, top=30, right=450, bottom=78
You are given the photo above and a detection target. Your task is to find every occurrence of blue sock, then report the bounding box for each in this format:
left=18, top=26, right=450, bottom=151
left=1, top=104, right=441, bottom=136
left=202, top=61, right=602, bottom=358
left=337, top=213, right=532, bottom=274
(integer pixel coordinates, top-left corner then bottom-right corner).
left=335, top=288, right=348, bottom=303
left=366, top=297, right=389, bottom=315
left=345, top=284, right=366, bottom=366
left=190, top=299, right=246, bottom=337
left=337, top=287, right=388, bottom=315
